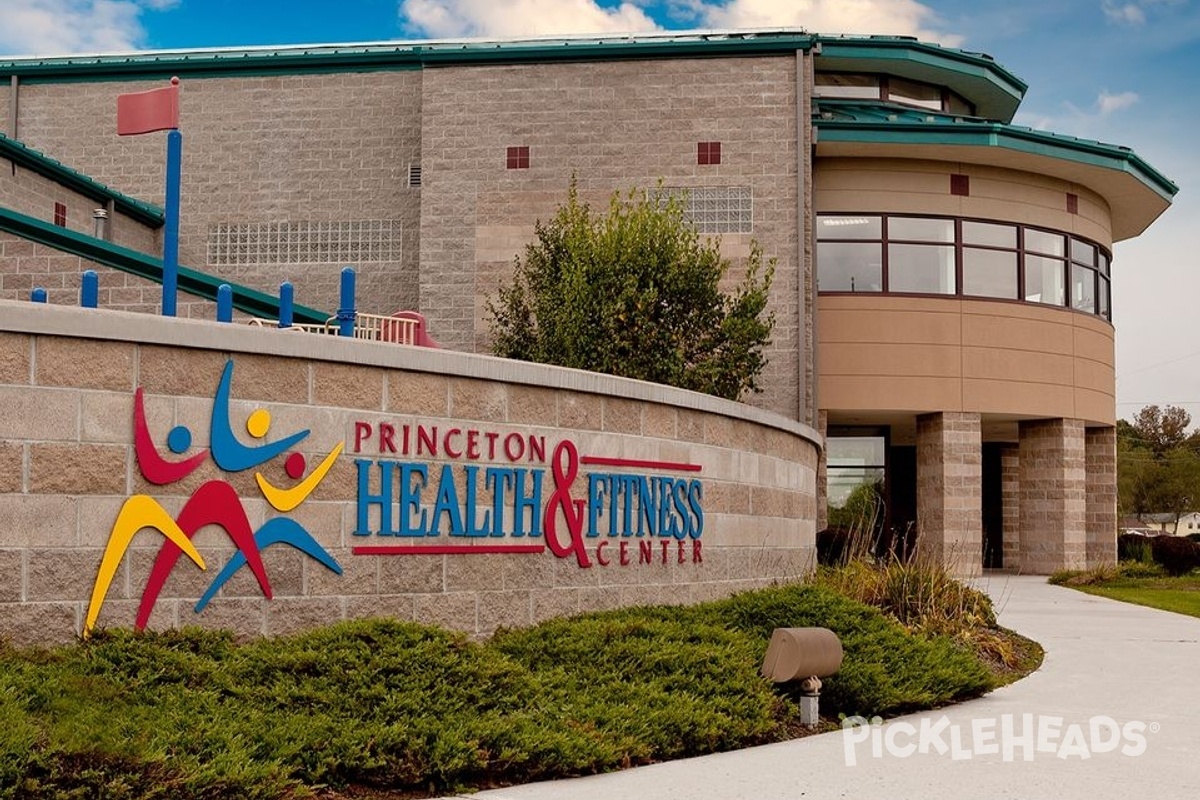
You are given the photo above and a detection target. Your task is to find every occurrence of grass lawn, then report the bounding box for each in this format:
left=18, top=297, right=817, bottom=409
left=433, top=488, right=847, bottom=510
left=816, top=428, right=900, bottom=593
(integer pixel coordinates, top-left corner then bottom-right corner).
left=1067, top=575, right=1200, bottom=619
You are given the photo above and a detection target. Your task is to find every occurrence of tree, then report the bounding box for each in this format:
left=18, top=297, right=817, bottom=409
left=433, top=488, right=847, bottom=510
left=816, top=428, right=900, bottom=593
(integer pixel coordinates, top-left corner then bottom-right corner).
left=1118, top=404, right=1200, bottom=531
left=1130, top=404, right=1191, bottom=457
left=488, top=180, right=775, bottom=401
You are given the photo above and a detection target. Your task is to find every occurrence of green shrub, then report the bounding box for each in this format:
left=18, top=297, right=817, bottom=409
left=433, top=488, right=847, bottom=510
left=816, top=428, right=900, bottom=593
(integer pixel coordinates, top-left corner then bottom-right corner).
left=1118, top=533, right=1154, bottom=564
left=0, top=584, right=1007, bottom=798
left=488, top=180, right=775, bottom=401
left=1150, top=535, right=1200, bottom=576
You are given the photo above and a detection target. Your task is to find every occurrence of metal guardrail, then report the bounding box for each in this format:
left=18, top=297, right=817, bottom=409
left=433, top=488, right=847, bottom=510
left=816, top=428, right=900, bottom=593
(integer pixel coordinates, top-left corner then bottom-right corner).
left=248, top=311, right=423, bottom=345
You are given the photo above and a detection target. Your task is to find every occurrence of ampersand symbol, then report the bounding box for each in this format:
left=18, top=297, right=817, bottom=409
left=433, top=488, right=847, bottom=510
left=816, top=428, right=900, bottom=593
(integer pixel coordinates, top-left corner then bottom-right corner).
left=544, top=440, right=592, bottom=568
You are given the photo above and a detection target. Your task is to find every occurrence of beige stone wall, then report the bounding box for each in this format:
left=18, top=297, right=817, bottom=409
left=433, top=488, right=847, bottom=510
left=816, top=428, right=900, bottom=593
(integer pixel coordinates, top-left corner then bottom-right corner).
left=0, top=299, right=819, bottom=646
left=6, top=57, right=811, bottom=422
left=915, top=411, right=982, bottom=576
left=0, top=161, right=159, bottom=253
left=1000, top=443, right=1020, bottom=569
left=14, top=72, right=423, bottom=316
left=0, top=232, right=217, bottom=318
left=1085, top=426, right=1117, bottom=567
left=818, top=295, right=1116, bottom=426
left=1018, top=418, right=1087, bottom=573
left=419, top=56, right=802, bottom=418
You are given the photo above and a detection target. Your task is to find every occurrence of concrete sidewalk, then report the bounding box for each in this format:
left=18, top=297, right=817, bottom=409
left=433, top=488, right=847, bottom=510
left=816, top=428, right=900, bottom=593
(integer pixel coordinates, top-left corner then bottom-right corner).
left=443, top=576, right=1200, bottom=800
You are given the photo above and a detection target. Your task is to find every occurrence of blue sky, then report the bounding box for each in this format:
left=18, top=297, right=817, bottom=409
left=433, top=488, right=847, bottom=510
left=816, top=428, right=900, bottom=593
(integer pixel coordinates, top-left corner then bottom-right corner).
left=1, top=0, right=1197, bottom=421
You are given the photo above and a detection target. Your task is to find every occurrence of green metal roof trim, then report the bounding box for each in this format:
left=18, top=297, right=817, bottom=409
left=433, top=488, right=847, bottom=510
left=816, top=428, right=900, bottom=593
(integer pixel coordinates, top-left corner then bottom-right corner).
left=814, top=36, right=1026, bottom=122
left=0, top=132, right=164, bottom=226
left=0, top=206, right=328, bottom=323
left=814, top=101, right=1178, bottom=202
left=0, top=31, right=817, bottom=82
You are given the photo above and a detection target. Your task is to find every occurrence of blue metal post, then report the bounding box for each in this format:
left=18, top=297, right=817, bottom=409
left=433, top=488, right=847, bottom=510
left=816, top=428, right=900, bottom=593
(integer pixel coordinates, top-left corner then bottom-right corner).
left=217, top=284, right=233, bottom=323
left=81, top=270, right=99, bottom=308
left=161, top=128, right=183, bottom=317
left=279, top=282, right=294, bottom=329
left=337, top=267, right=356, bottom=337
left=31, top=288, right=47, bottom=303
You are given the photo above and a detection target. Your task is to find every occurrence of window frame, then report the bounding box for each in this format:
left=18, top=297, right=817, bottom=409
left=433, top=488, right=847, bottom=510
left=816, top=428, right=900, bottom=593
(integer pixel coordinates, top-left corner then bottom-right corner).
left=816, top=212, right=1113, bottom=321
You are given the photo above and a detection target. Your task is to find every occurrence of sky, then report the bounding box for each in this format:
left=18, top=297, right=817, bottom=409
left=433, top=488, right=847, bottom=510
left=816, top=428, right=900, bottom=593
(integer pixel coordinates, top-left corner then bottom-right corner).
left=0, top=0, right=1197, bottom=424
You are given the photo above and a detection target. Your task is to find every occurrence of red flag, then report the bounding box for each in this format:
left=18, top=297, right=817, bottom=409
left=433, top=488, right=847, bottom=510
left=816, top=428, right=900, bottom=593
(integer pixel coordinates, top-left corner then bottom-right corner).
left=117, top=78, right=179, bottom=136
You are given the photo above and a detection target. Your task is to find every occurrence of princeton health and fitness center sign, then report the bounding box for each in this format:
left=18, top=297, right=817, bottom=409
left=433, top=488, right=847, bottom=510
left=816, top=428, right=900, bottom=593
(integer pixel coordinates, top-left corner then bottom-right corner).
left=350, top=421, right=706, bottom=568
left=85, top=359, right=706, bottom=633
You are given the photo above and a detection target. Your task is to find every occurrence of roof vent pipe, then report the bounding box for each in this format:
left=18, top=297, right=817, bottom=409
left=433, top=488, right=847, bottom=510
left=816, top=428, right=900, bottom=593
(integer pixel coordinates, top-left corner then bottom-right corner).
left=92, top=208, right=109, bottom=240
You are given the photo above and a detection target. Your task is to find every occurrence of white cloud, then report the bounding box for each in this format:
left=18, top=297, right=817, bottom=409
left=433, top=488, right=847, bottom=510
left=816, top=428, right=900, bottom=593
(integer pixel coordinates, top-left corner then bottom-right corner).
left=694, top=0, right=962, bottom=46
left=399, top=0, right=660, bottom=38
left=1098, top=89, right=1139, bottom=114
left=1103, top=1, right=1146, bottom=24
left=0, top=0, right=171, bottom=56
left=1102, top=0, right=1187, bottom=25
left=398, top=0, right=962, bottom=45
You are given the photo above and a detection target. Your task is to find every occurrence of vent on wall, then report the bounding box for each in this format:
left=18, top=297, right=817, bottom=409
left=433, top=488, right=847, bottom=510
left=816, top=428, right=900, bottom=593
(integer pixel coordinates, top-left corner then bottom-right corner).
left=408, top=162, right=422, bottom=188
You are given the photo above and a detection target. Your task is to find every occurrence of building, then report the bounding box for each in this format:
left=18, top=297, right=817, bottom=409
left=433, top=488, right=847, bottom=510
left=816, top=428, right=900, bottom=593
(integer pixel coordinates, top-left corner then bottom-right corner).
left=0, top=30, right=1176, bottom=591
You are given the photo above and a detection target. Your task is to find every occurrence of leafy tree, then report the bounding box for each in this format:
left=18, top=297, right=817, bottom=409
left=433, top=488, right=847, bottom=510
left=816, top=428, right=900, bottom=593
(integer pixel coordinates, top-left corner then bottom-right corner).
left=1118, top=405, right=1200, bottom=531
left=488, top=180, right=775, bottom=401
left=1130, top=404, right=1191, bottom=457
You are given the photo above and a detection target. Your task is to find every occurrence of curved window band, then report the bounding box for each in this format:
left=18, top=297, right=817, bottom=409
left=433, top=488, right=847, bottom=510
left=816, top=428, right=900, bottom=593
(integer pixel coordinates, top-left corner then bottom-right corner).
left=816, top=213, right=1112, bottom=321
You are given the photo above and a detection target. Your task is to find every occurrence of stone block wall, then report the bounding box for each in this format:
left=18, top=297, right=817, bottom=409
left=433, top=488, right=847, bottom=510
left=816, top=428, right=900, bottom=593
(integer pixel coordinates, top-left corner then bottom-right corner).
left=13, top=72, right=423, bottom=316
left=1018, top=418, right=1087, bottom=572
left=419, top=55, right=803, bottom=418
left=0, top=232, right=218, bottom=318
left=915, top=411, right=982, bottom=576
left=0, top=156, right=159, bottom=254
left=1000, top=443, right=1020, bottom=569
left=0, top=299, right=820, bottom=646
left=1085, top=426, right=1117, bottom=567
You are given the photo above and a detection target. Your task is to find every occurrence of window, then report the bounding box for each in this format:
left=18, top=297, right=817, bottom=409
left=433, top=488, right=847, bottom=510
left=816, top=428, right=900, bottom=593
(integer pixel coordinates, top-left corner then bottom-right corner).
left=666, top=186, right=752, bottom=233
left=1025, top=254, right=1066, bottom=305
left=506, top=146, right=530, bottom=169
left=53, top=202, right=66, bottom=227
left=208, top=220, right=402, bottom=266
left=813, top=72, right=975, bottom=115
left=816, top=215, right=883, bottom=292
left=826, top=433, right=886, bottom=532
left=889, top=244, right=955, bottom=294
left=963, top=248, right=1018, bottom=299
left=814, top=73, right=880, bottom=100
left=817, top=242, right=882, bottom=292
left=887, top=77, right=943, bottom=111
left=816, top=213, right=1112, bottom=320
left=697, top=141, right=722, bottom=166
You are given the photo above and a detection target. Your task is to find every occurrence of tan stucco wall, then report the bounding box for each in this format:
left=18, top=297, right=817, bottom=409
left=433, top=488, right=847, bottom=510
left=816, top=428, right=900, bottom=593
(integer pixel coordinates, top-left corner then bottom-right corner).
left=0, top=299, right=819, bottom=646
left=818, top=295, right=1115, bottom=425
left=815, top=157, right=1114, bottom=248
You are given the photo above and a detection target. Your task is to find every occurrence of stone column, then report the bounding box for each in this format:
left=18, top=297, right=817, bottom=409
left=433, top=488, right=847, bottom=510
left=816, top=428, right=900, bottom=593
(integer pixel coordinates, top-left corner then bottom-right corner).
left=1000, top=444, right=1021, bottom=570
left=916, top=412, right=982, bottom=576
left=1018, top=418, right=1087, bottom=573
left=1085, top=426, right=1118, bottom=568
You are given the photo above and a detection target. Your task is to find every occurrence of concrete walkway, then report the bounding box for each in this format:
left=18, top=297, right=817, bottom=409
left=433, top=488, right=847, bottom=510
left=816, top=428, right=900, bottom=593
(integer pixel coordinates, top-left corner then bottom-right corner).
left=442, top=576, right=1200, bottom=800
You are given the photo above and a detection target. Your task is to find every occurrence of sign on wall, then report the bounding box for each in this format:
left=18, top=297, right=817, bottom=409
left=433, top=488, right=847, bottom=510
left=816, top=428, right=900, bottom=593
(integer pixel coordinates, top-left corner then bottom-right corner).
left=85, top=360, right=705, bottom=633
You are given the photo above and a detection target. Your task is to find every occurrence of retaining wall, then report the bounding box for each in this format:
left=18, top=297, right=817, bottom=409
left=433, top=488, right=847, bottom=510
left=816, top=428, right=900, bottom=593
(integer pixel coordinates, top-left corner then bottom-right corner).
left=0, top=299, right=820, bottom=645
